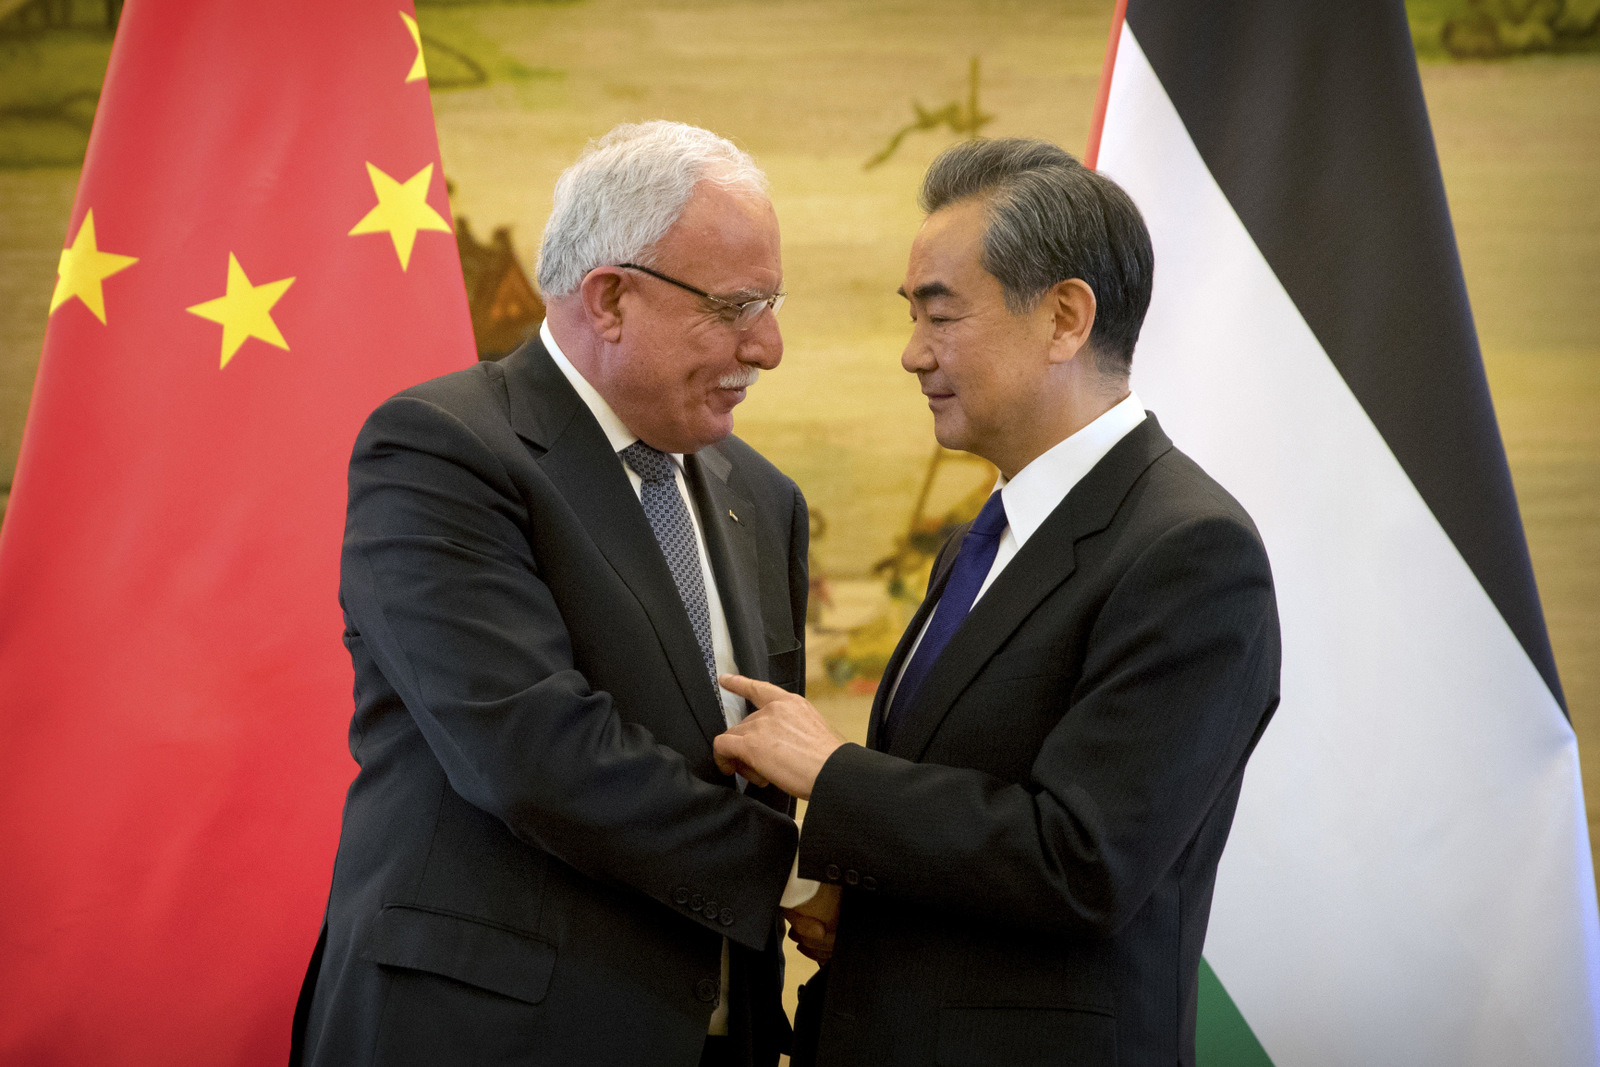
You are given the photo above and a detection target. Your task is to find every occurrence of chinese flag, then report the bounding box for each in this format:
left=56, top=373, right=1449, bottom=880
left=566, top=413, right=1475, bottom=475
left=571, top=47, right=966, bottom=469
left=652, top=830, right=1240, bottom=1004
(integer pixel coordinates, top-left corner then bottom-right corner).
left=0, top=2, right=475, bottom=1061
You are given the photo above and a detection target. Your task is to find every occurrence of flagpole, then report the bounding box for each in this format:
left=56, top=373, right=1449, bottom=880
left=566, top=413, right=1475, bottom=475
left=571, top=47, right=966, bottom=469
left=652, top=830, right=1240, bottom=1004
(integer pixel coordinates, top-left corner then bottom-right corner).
left=1084, top=0, right=1129, bottom=169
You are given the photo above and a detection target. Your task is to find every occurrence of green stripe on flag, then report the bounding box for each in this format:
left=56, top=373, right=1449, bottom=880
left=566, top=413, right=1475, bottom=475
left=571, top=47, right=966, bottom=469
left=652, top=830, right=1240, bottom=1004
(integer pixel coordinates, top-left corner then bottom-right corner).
left=1197, top=957, right=1274, bottom=1066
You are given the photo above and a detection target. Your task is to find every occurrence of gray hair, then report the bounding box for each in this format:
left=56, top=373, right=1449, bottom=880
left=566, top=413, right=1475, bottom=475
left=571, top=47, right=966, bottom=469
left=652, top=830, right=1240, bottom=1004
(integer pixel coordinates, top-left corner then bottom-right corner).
left=536, top=121, right=769, bottom=297
left=920, top=139, right=1154, bottom=375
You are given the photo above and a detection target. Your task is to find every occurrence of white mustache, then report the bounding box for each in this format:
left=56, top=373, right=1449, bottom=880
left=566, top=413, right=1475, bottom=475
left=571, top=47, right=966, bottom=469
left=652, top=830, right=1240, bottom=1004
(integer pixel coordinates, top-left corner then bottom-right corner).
left=718, top=367, right=760, bottom=390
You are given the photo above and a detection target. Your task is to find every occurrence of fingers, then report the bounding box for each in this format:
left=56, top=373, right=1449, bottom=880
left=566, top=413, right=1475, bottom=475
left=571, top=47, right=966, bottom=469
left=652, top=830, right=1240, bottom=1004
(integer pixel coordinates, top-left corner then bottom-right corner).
left=794, top=939, right=833, bottom=964
left=787, top=884, right=841, bottom=926
left=784, top=917, right=835, bottom=964
left=785, top=918, right=834, bottom=947
left=712, top=733, right=771, bottom=787
left=718, top=673, right=787, bottom=707
left=785, top=914, right=829, bottom=943
left=793, top=938, right=832, bottom=964
left=713, top=694, right=831, bottom=799
left=711, top=733, right=741, bottom=776
left=784, top=882, right=842, bottom=964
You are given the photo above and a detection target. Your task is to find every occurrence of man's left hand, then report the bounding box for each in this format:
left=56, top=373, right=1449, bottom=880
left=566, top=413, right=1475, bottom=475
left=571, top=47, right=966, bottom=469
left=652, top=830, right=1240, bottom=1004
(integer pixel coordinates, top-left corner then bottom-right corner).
left=783, top=883, right=842, bottom=964
left=713, top=675, right=846, bottom=800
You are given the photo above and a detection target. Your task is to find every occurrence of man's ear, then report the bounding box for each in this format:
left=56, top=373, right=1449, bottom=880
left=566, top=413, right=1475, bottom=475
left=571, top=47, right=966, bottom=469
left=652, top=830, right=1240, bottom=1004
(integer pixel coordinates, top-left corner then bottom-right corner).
left=1045, top=278, right=1097, bottom=365
left=578, top=267, right=627, bottom=343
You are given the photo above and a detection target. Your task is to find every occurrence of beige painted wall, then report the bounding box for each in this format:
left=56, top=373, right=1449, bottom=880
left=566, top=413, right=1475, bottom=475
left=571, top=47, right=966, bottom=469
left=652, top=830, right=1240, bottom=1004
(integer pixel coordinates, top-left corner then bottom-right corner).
left=0, top=0, right=1595, bottom=964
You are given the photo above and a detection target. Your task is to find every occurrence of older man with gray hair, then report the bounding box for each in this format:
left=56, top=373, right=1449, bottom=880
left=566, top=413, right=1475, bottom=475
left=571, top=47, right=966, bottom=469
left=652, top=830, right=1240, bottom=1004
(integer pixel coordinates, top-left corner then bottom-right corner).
left=293, top=121, right=819, bottom=1067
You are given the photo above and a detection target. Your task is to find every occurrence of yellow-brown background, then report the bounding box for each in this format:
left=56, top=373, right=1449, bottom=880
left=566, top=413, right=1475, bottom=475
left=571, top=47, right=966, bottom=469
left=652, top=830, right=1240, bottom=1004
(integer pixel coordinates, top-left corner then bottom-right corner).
left=1, top=0, right=1596, bottom=1019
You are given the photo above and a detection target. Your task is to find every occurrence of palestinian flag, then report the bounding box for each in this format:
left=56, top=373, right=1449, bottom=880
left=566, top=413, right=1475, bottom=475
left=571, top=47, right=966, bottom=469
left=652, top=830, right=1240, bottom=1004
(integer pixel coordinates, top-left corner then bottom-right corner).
left=0, top=1, right=475, bottom=1061
left=1089, top=1, right=1600, bottom=1063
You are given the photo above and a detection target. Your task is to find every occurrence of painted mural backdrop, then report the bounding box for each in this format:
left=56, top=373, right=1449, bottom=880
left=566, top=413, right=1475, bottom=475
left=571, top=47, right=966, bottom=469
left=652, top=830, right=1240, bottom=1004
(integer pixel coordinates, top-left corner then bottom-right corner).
left=1, top=0, right=1597, bottom=1032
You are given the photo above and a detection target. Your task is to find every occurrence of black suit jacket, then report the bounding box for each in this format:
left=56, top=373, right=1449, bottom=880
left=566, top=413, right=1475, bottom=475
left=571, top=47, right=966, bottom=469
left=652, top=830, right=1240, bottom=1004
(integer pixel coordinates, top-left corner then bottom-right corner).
left=796, top=415, right=1280, bottom=1067
left=294, top=339, right=809, bottom=1067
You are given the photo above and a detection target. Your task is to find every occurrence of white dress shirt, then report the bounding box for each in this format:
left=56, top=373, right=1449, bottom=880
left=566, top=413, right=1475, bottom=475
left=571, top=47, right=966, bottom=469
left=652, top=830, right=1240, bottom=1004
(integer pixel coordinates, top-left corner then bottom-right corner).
left=885, top=391, right=1148, bottom=710
left=541, top=321, right=816, bottom=1032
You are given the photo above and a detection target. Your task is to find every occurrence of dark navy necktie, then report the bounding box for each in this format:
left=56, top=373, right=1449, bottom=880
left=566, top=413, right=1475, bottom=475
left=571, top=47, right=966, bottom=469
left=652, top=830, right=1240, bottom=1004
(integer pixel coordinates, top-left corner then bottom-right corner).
left=620, top=441, right=718, bottom=697
left=881, top=490, right=1008, bottom=748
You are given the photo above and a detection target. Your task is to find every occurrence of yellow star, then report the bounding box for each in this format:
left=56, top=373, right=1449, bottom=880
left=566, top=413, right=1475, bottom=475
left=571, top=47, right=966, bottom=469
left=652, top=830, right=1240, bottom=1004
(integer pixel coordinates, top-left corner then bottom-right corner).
left=400, top=11, right=426, bottom=83
left=185, top=253, right=295, bottom=369
left=50, top=210, right=138, bottom=323
left=348, top=161, right=452, bottom=270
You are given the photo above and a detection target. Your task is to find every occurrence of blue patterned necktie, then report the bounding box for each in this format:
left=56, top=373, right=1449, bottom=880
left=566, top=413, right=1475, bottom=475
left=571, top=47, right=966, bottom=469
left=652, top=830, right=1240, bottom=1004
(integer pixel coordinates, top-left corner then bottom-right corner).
left=620, top=441, right=718, bottom=696
left=881, top=491, right=1009, bottom=748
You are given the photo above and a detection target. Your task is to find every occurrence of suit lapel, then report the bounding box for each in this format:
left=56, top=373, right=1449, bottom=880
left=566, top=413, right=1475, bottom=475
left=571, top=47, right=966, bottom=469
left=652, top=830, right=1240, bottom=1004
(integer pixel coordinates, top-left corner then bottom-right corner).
left=684, top=447, right=767, bottom=685
left=887, top=417, right=1175, bottom=760
left=866, top=537, right=960, bottom=750
left=686, top=448, right=800, bottom=813
left=500, top=340, right=729, bottom=748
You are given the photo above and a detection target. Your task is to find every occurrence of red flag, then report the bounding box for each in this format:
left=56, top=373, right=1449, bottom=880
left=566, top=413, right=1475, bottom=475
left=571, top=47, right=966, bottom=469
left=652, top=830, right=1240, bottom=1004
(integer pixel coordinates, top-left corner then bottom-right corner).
left=0, top=2, right=475, bottom=1061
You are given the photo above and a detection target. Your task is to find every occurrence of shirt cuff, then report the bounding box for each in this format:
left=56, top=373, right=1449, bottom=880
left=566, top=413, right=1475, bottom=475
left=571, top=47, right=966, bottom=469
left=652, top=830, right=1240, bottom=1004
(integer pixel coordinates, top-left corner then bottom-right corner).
left=779, top=848, right=821, bottom=908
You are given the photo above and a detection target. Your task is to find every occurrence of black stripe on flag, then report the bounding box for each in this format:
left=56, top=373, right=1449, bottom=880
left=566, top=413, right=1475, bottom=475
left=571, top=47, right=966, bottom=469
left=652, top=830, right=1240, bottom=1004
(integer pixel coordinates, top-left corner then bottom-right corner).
left=1124, top=0, right=1565, bottom=712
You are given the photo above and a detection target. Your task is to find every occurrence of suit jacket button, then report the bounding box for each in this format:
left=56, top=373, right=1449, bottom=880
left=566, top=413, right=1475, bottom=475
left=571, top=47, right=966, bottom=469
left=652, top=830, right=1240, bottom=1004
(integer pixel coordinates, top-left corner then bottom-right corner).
left=673, top=887, right=690, bottom=905
left=862, top=876, right=877, bottom=891
left=824, top=864, right=841, bottom=881
left=719, top=908, right=735, bottom=926
left=691, top=893, right=705, bottom=910
left=703, top=902, right=720, bottom=920
left=695, top=978, right=719, bottom=1003
left=844, top=869, right=860, bottom=886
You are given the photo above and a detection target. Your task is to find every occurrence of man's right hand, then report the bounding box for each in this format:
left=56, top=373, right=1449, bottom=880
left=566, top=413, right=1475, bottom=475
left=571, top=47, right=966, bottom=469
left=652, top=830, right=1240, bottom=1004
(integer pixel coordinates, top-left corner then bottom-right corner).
left=782, top=882, right=842, bottom=964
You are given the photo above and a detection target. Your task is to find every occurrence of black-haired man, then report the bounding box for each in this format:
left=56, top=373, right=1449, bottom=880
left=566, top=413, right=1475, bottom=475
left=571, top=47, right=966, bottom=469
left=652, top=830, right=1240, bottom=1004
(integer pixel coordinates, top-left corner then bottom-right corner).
left=715, top=139, right=1281, bottom=1066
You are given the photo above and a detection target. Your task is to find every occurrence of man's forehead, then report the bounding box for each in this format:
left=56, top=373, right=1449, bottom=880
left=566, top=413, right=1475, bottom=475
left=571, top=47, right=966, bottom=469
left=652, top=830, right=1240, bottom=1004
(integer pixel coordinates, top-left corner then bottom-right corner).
left=902, top=202, right=987, bottom=298
left=654, top=185, right=782, bottom=293
left=680, top=182, right=775, bottom=233
left=920, top=198, right=989, bottom=245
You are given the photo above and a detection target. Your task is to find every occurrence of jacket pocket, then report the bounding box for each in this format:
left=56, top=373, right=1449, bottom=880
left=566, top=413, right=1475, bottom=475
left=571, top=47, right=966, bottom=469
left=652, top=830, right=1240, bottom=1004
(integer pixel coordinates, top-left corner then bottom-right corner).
left=936, top=1004, right=1116, bottom=1067
left=766, top=642, right=804, bottom=691
left=360, top=903, right=556, bottom=1005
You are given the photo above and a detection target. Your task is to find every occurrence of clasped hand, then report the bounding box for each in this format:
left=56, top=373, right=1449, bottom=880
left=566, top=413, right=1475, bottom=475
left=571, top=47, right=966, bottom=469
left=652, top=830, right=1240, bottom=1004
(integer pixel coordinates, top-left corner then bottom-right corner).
left=783, top=882, right=841, bottom=964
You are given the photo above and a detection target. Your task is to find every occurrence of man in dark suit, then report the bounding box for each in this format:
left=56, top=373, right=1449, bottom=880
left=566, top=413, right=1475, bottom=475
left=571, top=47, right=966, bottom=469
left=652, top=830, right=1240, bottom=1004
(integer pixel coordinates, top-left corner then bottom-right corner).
left=293, top=121, right=827, bottom=1067
left=715, top=139, right=1281, bottom=1066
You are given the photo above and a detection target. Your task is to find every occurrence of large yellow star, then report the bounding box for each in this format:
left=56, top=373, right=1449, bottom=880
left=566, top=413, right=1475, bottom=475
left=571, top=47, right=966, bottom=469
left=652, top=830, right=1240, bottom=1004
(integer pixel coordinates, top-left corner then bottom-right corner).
left=400, top=11, right=426, bottom=83
left=348, top=161, right=452, bottom=271
left=50, top=210, right=138, bottom=323
left=185, top=253, right=295, bottom=369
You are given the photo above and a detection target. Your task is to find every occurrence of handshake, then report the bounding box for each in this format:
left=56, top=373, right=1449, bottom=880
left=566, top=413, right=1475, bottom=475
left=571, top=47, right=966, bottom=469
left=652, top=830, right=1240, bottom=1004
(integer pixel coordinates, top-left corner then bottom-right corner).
left=714, top=673, right=849, bottom=965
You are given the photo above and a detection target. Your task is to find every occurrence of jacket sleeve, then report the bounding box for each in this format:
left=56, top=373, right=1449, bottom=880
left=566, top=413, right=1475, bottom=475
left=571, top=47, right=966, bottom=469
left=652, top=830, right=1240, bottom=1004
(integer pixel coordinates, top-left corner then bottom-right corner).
left=798, top=513, right=1280, bottom=938
left=341, top=393, right=797, bottom=949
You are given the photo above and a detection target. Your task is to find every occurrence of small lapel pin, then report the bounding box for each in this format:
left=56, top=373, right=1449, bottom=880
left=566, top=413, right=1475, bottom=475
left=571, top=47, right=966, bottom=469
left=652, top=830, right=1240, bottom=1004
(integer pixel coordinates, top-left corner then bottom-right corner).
left=727, top=509, right=740, bottom=524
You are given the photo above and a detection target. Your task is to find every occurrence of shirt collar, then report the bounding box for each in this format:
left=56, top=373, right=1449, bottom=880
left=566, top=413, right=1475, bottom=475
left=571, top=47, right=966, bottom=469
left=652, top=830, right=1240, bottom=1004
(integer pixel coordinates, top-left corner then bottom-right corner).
left=995, top=390, right=1147, bottom=552
left=541, top=319, right=686, bottom=468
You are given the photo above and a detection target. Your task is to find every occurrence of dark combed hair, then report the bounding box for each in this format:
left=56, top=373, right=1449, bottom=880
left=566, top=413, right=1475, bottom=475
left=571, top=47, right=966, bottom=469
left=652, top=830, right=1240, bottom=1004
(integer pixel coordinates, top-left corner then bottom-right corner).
left=919, top=138, right=1155, bottom=375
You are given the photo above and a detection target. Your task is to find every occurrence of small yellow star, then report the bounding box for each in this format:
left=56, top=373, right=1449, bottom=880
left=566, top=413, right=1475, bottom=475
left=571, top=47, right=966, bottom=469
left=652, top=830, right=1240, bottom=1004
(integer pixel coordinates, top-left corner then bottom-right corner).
left=185, top=253, right=295, bottom=369
left=50, top=210, right=138, bottom=323
left=348, top=161, right=452, bottom=271
left=400, top=11, right=426, bottom=83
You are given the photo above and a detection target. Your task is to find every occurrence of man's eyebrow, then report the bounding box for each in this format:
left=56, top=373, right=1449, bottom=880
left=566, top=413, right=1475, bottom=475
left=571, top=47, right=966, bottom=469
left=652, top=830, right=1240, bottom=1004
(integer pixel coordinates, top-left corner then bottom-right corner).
left=899, top=281, right=954, bottom=302
left=716, top=284, right=777, bottom=302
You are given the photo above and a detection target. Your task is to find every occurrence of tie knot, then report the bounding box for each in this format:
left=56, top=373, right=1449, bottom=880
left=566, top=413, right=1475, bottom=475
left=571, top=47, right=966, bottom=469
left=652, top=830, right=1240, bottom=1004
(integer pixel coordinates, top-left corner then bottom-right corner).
left=969, top=491, right=1008, bottom=539
left=621, top=441, right=677, bottom=484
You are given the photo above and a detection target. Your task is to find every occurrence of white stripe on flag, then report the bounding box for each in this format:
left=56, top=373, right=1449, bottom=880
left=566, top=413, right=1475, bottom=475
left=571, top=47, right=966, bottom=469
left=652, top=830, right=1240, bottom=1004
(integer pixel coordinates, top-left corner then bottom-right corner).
left=1098, top=24, right=1600, bottom=1067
